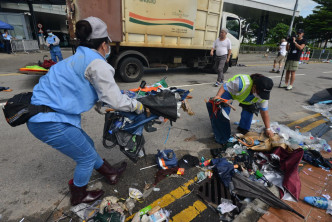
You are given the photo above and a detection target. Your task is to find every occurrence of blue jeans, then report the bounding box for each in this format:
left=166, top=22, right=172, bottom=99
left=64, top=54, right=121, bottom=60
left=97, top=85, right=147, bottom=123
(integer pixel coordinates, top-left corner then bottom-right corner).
left=50, top=46, right=63, bottom=62
left=222, top=91, right=253, bottom=131
left=27, top=122, right=104, bottom=187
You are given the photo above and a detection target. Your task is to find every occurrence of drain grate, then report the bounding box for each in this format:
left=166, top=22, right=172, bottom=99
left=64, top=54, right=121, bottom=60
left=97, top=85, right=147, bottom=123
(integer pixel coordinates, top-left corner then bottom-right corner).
left=196, top=175, right=232, bottom=205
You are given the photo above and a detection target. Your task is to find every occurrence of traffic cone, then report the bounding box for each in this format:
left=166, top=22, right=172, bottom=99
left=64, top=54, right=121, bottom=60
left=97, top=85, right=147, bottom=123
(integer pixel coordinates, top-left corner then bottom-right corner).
left=300, top=52, right=305, bottom=62
left=306, top=51, right=310, bottom=61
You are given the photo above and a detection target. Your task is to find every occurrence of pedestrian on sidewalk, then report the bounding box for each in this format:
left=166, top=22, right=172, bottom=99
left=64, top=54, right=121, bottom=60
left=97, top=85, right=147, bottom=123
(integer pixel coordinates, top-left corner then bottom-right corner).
left=281, top=29, right=306, bottom=90
left=45, top=29, right=63, bottom=62
left=271, top=39, right=287, bottom=73
left=210, top=28, right=232, bottom=87
left=27, top=17, right=144, bottom=206
left=214, top=73, right=274, bottom=138
left=2, top=29, right=13, bottom=54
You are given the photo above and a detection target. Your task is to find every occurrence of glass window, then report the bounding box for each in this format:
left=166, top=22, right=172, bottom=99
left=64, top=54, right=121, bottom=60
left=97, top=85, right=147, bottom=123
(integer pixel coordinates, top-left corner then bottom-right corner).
left=226, top=17, right=240, bottom=39
left=7, top=15, right=22, bottom=25
left=12, top=25, right=25, bottom=39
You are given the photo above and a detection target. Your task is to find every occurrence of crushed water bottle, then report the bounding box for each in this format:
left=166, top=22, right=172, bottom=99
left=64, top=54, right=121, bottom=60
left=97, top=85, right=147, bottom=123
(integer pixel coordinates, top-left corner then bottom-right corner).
left=108, top=120, right=122, bottom=134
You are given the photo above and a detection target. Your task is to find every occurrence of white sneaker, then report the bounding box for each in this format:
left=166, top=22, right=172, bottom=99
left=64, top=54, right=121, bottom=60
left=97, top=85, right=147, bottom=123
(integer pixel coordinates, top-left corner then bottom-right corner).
left=286, top=85, right=293, bottom=90
left=280, top=83, right=287, bottom=88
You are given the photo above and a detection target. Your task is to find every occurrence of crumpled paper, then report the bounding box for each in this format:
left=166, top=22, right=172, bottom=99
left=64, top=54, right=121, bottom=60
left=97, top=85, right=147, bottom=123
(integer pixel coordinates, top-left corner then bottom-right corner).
left=217, top=199, right=237, bottom=214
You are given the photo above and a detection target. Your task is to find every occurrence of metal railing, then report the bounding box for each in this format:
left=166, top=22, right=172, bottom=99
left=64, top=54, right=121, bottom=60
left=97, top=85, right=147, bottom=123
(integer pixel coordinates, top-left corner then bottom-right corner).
left=311, top=49, right=332, bottom=61
left=11, top=40, right=40, bottom=53
left=240, top=45, right=332, bottom=62
left=240, top=45, right=277, bottom=54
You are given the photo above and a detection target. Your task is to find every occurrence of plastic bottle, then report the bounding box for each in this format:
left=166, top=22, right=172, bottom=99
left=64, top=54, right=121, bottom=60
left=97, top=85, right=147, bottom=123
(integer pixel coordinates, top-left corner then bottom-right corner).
left=319, top=139, right=332, bottom=152
left=108, top=120, right=122, bottom=134
left=139, top=205, right=152, bottom=216
left=251, top=119, right=260, bottom=124
left=304, top=196, right=332, bottom=210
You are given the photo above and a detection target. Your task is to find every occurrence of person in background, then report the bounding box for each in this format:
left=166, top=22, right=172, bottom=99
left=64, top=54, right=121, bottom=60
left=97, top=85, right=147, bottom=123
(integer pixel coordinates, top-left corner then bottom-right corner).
left=281, top=29, right=306, bottom=90
left=210, top=28, right=232, bottom=87
left=214, top=74, right=274, bottom=138
left=46, top=29, right=63, bottom=62
left=0, top=31, right=4, bottom=51
left=28, top=17, right=144, bottom=206
left=2, top=29, right=13, bottom=54
left=271, top=39, right=287, bottom=73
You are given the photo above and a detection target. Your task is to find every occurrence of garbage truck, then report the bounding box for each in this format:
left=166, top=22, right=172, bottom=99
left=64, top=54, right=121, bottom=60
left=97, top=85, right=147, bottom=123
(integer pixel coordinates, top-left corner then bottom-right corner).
left=66, top=0, right=245, bottom=82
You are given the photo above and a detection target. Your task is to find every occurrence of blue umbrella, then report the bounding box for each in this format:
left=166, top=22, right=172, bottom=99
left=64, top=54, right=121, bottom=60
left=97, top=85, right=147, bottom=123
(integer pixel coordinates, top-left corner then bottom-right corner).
left=0, top=20, right=14, bottom=30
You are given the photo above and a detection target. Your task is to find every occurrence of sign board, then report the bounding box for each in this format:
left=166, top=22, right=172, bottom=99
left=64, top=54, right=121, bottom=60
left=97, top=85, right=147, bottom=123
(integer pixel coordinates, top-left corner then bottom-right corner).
left=125, top=0, right=197, bottom=38
left=37, top=23, right=43, bottom=33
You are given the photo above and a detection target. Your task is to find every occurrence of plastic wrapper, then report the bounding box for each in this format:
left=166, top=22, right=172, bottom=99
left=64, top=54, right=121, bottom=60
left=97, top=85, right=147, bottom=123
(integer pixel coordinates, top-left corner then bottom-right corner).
left=302, top=104, right=332, bottom=122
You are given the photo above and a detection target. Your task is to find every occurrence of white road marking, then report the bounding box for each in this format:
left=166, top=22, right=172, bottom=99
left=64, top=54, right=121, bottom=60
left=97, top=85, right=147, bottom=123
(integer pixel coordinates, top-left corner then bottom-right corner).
left=269, top=74, right=306, bottom=79
left=323, top=71, right=332, bottom=73
left=173, top=74, right=306, bottom=88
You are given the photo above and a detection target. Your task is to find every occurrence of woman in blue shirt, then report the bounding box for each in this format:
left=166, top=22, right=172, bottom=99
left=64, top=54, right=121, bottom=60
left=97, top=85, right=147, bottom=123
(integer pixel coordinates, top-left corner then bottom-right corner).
left=27, top=17, right=144, bottom=206
left=2, top=29, right=12, bottom=54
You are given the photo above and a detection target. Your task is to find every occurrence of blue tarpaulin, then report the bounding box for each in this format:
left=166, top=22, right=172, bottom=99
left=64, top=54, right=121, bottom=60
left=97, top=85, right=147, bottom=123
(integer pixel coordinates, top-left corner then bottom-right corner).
left=0, top=20, right=14, bottom=30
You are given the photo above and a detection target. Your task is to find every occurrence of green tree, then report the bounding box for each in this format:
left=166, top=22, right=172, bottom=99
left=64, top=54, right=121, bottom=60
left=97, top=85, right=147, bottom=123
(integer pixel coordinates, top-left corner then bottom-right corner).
left=304, top=0, right=332, bottom=48
left=266, top=23, right=289, bottom=44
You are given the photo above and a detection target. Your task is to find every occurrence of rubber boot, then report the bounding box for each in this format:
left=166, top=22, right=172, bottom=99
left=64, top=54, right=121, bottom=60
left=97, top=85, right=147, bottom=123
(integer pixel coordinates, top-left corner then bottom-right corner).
left=96, top=159, right=127, bottom=185
left=68, top=179, right=104, bottom=206
left=102, top=159, right=127, bottom=175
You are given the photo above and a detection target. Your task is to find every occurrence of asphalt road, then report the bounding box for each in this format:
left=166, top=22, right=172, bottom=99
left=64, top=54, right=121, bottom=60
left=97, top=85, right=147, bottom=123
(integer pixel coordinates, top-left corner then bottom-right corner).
left=0, top=50, right=331, bottom=222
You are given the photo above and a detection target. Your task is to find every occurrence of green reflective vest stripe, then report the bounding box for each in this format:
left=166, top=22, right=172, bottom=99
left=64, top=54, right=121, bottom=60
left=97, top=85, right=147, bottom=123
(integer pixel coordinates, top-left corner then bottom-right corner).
left=227, top=74, right=265, bottom=105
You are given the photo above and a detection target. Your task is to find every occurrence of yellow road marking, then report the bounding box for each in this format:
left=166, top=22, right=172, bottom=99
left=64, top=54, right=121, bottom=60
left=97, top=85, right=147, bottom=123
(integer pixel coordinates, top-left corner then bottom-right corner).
left=300, top=119, right=328, bottom=133
left=169, top=200, right=207, bottom=222
left=0, top=73, right=22, bottom=76
left=125, top=178, right=197, bottom=221
left=287, top=113, right=322, bottom=127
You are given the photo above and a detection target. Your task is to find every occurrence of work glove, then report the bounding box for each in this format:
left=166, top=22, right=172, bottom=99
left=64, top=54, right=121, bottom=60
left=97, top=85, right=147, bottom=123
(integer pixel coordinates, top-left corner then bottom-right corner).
left=135, top=101, right=144, bottom=114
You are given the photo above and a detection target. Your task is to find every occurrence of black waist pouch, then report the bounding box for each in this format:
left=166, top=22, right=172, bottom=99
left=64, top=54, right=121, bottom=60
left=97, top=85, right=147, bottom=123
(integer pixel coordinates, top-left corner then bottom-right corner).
left=239, top=103, right=259, bottom=116
left=3, top=92, right=54, bottom=127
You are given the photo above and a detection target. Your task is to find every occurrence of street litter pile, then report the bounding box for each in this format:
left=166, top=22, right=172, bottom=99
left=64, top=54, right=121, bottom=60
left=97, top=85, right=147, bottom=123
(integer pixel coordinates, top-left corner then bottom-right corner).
left=70, top=194, right=170, bottom=222
left=201, top=120, right=332, bottom=220
left=18, top=55, right=56, bottom=74
left=67, top=119, right=332, bottom=221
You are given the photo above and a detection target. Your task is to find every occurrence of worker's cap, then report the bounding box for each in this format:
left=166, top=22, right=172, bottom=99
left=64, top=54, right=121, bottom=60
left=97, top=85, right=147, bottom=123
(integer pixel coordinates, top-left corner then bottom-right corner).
left=46, top=29, right=51, bottom=33
left=83, top=16, right=112, bottom=42
left=255, top=76, right=273, bottom=100
left=220, top=28, right=228, bottom=33
left=297, top=29, right=304, bottom=34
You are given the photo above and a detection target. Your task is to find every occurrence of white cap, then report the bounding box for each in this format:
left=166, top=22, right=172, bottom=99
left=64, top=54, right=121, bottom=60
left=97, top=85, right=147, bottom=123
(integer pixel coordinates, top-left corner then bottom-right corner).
left=220, top=28, right=228, bottom=33
left=83, top=16, right=112, bottom=42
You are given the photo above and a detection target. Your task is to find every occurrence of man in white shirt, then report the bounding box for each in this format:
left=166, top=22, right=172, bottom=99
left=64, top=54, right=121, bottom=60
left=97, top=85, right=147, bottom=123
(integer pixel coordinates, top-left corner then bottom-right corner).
left=271, top=39, right=287, bottom=73
left=210, top=28, right=232, bottom=87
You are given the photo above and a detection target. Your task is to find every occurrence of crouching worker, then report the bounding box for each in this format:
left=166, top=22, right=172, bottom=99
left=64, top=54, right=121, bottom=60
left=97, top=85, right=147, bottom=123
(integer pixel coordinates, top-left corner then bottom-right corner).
left=27, top=17, right=144, bottom=206
left=213, top=74, right=274, bottom=143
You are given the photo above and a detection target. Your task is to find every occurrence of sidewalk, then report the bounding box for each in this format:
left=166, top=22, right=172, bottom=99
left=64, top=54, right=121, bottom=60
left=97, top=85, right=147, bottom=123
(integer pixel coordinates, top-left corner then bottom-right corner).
left=259, top=141, right=332, bottom=222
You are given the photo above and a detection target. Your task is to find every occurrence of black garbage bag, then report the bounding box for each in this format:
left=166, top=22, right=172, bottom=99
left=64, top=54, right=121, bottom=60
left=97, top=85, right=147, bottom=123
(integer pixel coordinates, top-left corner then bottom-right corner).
left=303, top=149, right=332, bottom=169
left=308, top=88, right=332, bottom=105
left=206, top=101, right=231, bottom=144
left=138, top=90, right=178, bottom=122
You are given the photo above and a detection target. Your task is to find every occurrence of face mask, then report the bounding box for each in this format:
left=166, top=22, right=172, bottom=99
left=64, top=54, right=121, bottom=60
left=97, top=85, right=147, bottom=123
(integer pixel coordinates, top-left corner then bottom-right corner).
left=105, top=45, right=111, bottom=60
left=48, top=33, right=52, bottom=36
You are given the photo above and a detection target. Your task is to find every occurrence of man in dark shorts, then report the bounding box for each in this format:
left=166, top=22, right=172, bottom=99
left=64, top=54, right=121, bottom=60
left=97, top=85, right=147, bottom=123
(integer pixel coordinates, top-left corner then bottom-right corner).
left=281, top=29, right=306, bottom=90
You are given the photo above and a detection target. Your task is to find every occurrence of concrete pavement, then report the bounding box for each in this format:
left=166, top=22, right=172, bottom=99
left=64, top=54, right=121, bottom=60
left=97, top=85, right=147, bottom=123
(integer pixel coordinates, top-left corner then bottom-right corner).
left=0, top=50, right=331, bottom=221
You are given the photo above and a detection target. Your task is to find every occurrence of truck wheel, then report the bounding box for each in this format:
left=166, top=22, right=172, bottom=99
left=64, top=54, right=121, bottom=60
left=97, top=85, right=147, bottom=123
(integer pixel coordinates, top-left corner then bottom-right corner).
left=119, top=57, right=144, bottom=82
